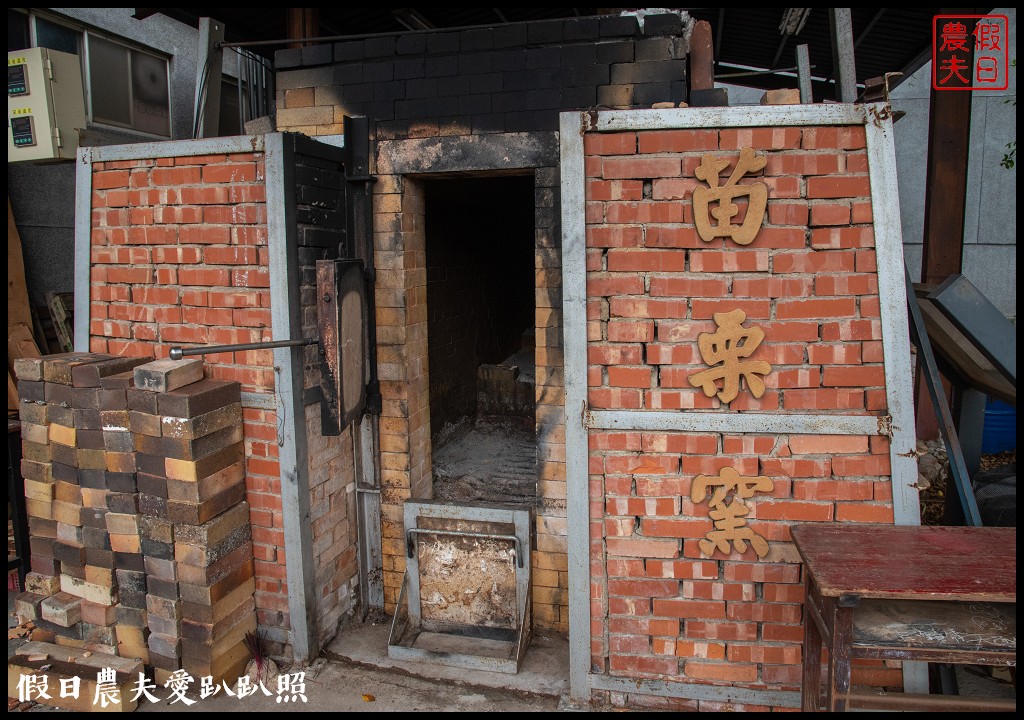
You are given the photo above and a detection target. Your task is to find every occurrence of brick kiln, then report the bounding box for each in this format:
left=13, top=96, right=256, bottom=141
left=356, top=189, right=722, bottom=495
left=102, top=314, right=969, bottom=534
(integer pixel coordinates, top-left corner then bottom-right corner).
left=13, top=10, right=922, bottom=712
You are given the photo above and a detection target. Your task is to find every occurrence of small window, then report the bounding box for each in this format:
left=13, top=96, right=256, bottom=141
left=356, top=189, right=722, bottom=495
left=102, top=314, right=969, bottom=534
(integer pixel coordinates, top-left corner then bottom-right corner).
left=218, top=77, right=251, bottom=136
left=86, top=35, right=170, bottom=137
left=129, top=47, right=170, bottom=136
left=8, top=10, right=30, bottom=52
left=19, top=12, right=171, bottom=138
left=88, top=35, right=132, bottom=127
left=35, top=16, right=80, bottom=55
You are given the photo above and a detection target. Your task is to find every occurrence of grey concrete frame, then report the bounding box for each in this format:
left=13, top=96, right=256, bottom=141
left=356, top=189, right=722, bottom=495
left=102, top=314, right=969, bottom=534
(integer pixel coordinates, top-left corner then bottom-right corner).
left=389, top=500, right=533, bottom=673
left=73, top=133, right=322, bottom=661
left=264, top=133, right=318, bottom=662
left=559, top=104, right=922, bottom=705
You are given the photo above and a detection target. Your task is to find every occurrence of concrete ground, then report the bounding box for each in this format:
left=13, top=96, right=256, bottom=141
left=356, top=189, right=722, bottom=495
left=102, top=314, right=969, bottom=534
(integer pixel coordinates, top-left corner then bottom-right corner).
left=10, top=590, right=1015, bottom=712
left=8, top=591, right=575, bottom=712
left=134, top=613, right=573, bottom=713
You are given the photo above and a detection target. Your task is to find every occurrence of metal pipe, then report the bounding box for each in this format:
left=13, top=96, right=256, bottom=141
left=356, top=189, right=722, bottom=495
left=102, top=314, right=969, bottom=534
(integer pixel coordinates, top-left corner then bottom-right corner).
left=237, top=49, right=245, bottom=134
left=219, top=14, right=617, bottom=50
left=715, top=65, right=806, bottom=79
left=247, top=52, right=256, bottom=121
left=168, top=337, right=317, bottom=360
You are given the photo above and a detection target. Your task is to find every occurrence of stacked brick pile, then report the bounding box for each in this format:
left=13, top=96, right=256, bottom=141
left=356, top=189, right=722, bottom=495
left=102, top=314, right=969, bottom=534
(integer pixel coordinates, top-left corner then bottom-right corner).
left=14, top=353, right=256, bottom=687
left=101, top=367, right=149, bottom=665
left=135, top=362, right=254, bottom=684
left=15, top=353, right=149, bottom=654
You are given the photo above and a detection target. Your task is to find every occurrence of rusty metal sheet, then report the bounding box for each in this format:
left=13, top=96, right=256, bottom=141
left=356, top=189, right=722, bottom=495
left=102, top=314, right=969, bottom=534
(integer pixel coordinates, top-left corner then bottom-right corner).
left=316, top=259, right=367, bottom=435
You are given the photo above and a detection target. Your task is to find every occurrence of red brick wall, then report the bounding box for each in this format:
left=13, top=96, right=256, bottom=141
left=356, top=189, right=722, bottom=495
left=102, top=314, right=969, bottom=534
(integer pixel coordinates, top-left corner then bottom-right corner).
left=86, top=153, right=293, bottom=656
left=584, top=125, right=900, bottom=699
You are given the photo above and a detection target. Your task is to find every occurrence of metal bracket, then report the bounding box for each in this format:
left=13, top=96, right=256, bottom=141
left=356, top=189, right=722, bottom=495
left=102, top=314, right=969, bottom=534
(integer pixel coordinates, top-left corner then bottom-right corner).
left=389, top=500, right=534, bottom=674
left=405, top=527, right=524, bottom=568
left=904, top=266, right=983, bottom=526
left=169, top=259, right=367, bottom=437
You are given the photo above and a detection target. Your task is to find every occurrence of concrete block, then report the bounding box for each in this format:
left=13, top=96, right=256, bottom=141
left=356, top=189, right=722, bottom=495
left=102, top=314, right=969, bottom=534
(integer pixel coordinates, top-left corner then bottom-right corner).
left=133, top=358, right=204, bottom=394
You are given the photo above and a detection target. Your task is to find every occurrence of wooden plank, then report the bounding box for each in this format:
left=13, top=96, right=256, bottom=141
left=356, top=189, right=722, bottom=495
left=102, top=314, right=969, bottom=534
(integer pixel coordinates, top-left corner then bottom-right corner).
left=848, top=691, right=1015, bottom=712
left=16, top=639, right=144, bottom=673
left=8, top=370, right=18, bottom=411
left=8, top=323, right=41, bottom=374
left=852, top=598, right=1016, bottom=653
left=31, top=303, right=55, bottom=355
left=920, top=61, right=973, bottom=285
left=46, top=292, right=74, bottom=353
left=918, top=297, right=1016, bottom=405
left=8, top=196, right=32, bottom=331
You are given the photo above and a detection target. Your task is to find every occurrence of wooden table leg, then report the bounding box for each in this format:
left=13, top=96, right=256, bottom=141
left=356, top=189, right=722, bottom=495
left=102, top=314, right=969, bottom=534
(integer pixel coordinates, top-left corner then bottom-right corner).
left=801, top=581, right=824, bottom=712
left=826, top=601, right=856, bottom=712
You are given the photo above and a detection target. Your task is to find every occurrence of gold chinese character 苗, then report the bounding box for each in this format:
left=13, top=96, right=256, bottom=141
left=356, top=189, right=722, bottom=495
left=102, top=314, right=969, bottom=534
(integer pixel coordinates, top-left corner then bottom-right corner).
left=688, top=309, right=772, bottom=404
left=692, top=466, right=773, bottom=558
left=693, top=147, right=768, bottom=246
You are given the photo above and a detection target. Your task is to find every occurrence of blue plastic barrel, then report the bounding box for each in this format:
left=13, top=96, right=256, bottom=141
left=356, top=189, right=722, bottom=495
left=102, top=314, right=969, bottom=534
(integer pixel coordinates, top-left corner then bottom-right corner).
left=982, top=398, right=1017, bottom=454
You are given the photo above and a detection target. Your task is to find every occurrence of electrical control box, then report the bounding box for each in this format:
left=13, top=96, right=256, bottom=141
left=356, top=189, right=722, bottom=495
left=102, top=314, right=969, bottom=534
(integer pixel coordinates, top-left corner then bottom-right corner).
left=8, top=47, right=86, bottom=162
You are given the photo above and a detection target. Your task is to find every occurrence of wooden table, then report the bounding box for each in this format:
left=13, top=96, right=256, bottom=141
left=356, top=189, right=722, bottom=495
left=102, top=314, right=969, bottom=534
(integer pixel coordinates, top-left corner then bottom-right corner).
left=792, top=524, right=1016, bottom=712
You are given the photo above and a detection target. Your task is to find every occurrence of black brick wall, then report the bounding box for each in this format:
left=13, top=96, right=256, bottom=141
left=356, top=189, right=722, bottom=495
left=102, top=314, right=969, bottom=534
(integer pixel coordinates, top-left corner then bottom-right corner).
left=276, top=14, right=689, bottom=140
left=290, top=138, right=347, bottom=395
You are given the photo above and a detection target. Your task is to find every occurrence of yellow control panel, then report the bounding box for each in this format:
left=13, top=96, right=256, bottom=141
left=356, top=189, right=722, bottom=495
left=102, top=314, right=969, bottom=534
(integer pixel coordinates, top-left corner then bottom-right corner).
left=8, top=47, right=86, bottom=162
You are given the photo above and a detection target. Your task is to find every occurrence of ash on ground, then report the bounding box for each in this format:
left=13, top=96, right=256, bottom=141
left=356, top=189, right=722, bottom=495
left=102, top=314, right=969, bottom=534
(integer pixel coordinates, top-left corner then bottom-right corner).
left=432, top=417, right=536, bottom=504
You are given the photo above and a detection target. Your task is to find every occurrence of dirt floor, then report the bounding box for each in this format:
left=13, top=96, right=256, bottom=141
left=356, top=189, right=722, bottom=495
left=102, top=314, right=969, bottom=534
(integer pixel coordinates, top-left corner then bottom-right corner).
left=432, top=417, right=536, bottom=504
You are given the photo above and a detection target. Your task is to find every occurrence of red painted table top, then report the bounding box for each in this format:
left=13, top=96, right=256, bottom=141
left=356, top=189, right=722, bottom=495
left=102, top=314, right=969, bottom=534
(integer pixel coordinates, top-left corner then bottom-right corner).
left=791, top=524, right=1017, bottom=602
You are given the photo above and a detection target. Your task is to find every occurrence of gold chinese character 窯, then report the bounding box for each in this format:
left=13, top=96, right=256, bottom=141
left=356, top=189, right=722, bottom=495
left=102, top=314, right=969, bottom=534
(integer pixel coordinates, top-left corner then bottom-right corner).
left=692, top=466, right=773, bottom=558
left=693, top=147, right=768, bottom=246
left=689, top=309, right=772, bottom=404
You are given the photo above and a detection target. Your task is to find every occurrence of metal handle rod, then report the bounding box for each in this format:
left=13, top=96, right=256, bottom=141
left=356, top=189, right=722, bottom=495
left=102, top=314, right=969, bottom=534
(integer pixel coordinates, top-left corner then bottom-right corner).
left=169, top=337, right=318, bottom=360
left=405, top=528, right=524, bottom=568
